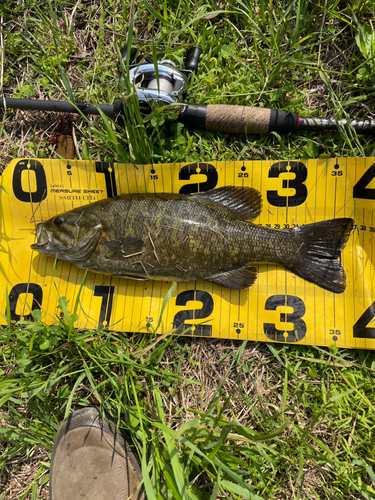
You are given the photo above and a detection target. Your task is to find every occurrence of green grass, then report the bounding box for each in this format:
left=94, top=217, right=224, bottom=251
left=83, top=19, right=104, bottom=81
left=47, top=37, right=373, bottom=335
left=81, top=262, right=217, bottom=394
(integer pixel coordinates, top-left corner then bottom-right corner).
left=1, top=0, right=375, bottom=499
left=2, top=304, right=375, bottom=499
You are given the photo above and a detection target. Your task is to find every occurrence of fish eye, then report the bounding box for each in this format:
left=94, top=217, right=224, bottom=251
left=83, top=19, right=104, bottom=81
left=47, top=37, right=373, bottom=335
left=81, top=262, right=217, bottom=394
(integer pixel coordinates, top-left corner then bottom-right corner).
left=54, top=216, right=64, bottom=226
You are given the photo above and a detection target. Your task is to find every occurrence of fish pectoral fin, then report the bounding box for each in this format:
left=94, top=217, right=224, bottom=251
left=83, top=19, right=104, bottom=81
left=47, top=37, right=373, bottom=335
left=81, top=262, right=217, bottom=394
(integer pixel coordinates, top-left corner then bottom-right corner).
left=193, top=186, right=262, bottom=221
left=100, top=237, right=144, bottom=258
left=207, top=265, right=258, bottom=289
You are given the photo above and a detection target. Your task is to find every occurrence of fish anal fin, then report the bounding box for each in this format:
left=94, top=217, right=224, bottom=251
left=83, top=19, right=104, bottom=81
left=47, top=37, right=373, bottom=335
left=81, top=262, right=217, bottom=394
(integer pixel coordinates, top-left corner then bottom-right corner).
left=194, top=186, right=262, bottom=220
left=100, top=237, right=144, bottom=259
left=208, top=265, right=258, bottom=289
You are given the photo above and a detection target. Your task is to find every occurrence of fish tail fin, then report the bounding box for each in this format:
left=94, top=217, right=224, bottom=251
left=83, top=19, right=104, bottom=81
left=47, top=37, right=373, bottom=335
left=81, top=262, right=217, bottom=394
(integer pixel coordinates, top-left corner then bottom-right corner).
left=289, top=218, right=353, bottom=294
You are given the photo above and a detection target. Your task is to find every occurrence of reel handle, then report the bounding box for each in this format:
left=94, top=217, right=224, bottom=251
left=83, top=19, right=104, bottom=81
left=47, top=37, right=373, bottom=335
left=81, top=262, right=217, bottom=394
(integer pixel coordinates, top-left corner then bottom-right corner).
left=119, top=45, right=137, bottom=66
left=184, top=47, right=202, bottom=72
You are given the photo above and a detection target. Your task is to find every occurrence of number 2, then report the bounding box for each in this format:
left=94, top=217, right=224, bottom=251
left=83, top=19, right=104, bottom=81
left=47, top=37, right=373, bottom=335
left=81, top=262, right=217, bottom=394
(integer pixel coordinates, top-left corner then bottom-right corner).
left=172, top=290, right=214, bottom=336
left=179, top=163, right=218, bottom=194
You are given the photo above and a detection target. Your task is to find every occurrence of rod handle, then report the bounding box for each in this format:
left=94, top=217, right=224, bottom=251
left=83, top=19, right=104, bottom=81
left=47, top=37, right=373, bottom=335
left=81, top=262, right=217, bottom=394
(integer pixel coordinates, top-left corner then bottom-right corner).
left=179, top=104, right=299, bottom=134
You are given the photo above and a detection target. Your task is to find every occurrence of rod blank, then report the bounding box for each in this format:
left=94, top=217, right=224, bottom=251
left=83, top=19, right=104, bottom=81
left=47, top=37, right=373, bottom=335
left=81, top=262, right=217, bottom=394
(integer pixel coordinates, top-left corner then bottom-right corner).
left=297, top=116, right=375, bottom=134
left=2, top=96, right=375, bottom=135
left=0, top=97, right=115, bottom=116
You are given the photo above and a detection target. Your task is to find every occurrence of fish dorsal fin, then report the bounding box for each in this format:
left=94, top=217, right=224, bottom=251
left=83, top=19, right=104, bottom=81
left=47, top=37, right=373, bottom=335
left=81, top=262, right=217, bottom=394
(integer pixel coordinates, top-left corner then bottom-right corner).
left=207, top=265, right=258, bottom=289
left=193, top=186, right=262, bottom=220
left=100, top=237, right=144, bottom=259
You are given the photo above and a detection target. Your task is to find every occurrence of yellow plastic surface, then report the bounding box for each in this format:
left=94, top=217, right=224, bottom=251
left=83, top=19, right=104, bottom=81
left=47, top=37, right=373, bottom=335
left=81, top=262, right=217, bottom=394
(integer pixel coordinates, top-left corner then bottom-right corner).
left=0, top=157, right=374, bottom=348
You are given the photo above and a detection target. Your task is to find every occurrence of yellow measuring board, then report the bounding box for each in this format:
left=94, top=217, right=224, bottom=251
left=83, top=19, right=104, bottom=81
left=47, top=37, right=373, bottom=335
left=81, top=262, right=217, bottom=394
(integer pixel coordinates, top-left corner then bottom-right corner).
left=0, top=157, right=374, bottom=349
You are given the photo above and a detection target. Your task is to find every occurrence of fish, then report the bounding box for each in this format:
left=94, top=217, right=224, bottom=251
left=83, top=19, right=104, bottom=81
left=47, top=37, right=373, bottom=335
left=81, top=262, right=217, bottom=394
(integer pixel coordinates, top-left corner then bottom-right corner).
left=31, top=186, right=354, bottom=293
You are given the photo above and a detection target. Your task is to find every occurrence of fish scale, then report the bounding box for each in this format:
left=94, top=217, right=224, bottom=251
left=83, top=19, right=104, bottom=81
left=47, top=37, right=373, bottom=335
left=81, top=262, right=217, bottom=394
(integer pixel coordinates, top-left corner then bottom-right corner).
left=89, top=195, right=290, bottom=279
left=94, top=194, right=257, bottom=279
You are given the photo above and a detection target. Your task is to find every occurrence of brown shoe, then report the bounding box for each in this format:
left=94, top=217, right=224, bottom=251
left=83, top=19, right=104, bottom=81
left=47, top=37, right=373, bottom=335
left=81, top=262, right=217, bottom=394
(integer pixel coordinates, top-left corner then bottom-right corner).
left=49, top=407, right=145, bottom=500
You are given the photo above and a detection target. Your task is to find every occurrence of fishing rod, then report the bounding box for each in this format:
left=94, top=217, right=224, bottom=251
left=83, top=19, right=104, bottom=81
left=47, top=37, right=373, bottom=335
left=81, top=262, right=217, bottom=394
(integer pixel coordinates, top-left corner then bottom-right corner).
left=1, top=45, right=375, bottom=135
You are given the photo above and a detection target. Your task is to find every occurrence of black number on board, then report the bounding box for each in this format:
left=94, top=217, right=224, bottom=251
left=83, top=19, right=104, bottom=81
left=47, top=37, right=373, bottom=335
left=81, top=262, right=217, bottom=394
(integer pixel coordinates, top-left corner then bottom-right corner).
left=238, top=172, right=249, bottom=178
left=267, top=161, right=308, bottom=207
left=353, top=162, right=375, bottom=200
left=12, top=159, right=48, bottom=203
left=329, top=329, right=341, bottom=336
left=264, top=295, right=306, bottom=342
left=331, top=170, right=343, bottom=176
left=172, top=290, right=214, bottom=336
left=94, top=285, right=115, bottom=329
left=7, top=283, right=43, bottom=321
left=353, top=302, right=375, bottom=339
left=179, top=163, right=218, bottom=194
left=95, top=162, right=117, bottom=198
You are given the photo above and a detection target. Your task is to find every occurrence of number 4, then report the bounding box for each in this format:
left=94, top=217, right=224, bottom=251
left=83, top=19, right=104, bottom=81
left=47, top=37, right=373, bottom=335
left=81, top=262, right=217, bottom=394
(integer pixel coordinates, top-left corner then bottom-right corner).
left=353, top=163, right=375, bottom=200
left=353, top=302, right=375, bottom=339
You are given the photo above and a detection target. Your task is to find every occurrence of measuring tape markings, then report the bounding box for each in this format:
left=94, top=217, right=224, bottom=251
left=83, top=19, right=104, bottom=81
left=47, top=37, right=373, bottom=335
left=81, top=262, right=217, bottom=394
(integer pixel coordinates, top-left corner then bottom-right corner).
left=145, top=161, right=171, bottom=335
left=329, top=160, right=337, bottom=347
left=311, top=158, right=318, bottom=348
left=53, top=161, right=85, bottom=327
left=9, top=160, right=44, bottom=320
left=325, top=158, right=336, bottom=347
left=285, top=161, right=295, bottom=344
left=368, top=205, right=375, bottom=342
left=261, top=160, right=306, bottom=344
left=358, top=158, right=369, bottom=349
left=2, top=158, right=373, bottom=346
left=64, top=161, right=88, bottom=327
left=352, top=157, right=375, bottom=346
left=340, top=157, right=349, bottom=347
left=237, top=159, right=246, bottom=340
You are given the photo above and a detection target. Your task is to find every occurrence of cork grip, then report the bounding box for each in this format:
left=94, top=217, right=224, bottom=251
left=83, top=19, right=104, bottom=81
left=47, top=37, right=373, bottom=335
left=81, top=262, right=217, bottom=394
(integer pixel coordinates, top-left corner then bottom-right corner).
left=205, top=105, right=271, bottom=134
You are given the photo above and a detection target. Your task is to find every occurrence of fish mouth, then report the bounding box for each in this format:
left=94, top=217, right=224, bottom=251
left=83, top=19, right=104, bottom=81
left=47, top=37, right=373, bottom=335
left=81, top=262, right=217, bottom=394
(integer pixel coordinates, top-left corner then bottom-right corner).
left=31, top=221, right=102, bottom=262
left=31, top=225, right=58, bottom=254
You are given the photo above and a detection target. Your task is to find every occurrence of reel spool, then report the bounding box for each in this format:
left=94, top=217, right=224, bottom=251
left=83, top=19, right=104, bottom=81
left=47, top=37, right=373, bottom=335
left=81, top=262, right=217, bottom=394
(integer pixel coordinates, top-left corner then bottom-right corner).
left=120, top=46, right=202, bottom=116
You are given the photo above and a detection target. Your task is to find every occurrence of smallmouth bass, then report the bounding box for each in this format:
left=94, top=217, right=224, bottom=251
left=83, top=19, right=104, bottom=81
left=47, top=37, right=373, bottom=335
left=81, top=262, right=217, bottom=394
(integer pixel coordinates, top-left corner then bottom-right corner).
left=31, top=186, right=354, bottom=293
